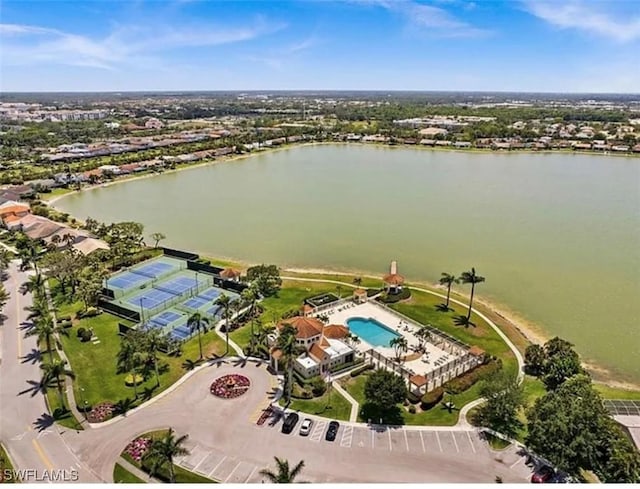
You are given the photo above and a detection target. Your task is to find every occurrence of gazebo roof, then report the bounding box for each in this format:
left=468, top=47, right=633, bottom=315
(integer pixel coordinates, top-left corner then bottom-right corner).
left=301, top=304, right=314, bottom=314
left=220, top=268, right=241, bottom=279
left=353, top=288, right=367, bottom=296
left=409, top=374, right=427, bottom=387
left=270, top=347, right=283, bottom=360
left=323, top=324, right=350, bottom=339
left=468, top=346, right=486, bottom=357
left=383, top=273, right=405, bottom=286
left=279, top=316, right=324, bottom=339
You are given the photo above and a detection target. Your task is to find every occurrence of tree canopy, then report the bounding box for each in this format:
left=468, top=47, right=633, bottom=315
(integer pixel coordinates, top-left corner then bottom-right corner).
left=246, top=264, right=282, bottom=297
left=364, top=369, right=407, bottom=408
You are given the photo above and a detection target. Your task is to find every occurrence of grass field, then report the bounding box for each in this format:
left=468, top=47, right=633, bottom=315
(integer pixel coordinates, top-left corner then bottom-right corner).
left=283, top=387, right=352, bottom=422
left=113, top=463, right=145, bottom=483
left=0, top=443, right=18, bottom=483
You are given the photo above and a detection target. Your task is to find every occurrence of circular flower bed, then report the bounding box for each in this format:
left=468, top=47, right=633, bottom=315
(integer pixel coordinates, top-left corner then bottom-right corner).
left=210, top=374, right=251, bottom=399
left=124, top=437, right=151, bottom=463
left=87, top=402, right=115, bottom=423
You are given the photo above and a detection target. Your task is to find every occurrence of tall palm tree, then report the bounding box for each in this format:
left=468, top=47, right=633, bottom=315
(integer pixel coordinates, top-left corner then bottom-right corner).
left=187, top=312, right=209, bottom=360
left=240, top=286, right=258, bottom=342
left=24, top=296, right=49, bottom=321
left=20, top=273, right=45, bottom=297
left=260, top=457, right=305, bottom=483
left=0, top=248, right=11, bottom=273
left=18, top=242, right=42, bottom=275
left=26, top=315, right=67, bottom=363
left=459, top=267, right=485, bottom=322
left=142, top=329, right=167, bottom=387
left=390, top=336, right=409, bottom=362
left=116, top=336, right=143, bottom=398
left=142, top=429, right=190, bottom=483
left=277, top=324, right=301, bottom=403
left=40, top=359, right=75, bottom=411
left=415, top=328, right=431, bottom=350
left=214, top=294, right=232, bottom=356
left=438, top=272, right=459, bottom=310
left=253, top=322, right=275, bottom=359
left=353, top=276, right=362, bottom=287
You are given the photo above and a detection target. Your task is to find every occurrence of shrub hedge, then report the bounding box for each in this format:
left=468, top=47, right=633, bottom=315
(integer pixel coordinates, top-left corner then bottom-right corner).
left=350, top=363, right=374, bottom=377
left=443, top=359, right=502, bottom=394
left=420, top=386, right=444, bottom=410
left=378, top=288, right=411, bottom=304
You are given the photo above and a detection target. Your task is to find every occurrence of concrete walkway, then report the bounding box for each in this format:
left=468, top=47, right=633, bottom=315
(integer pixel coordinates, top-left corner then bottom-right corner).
left=332, top=381, right=359, bottom=422
left=115, top=456, right=161, bottom=483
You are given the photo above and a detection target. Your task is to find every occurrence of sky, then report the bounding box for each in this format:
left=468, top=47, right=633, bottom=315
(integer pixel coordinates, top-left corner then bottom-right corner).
left=0, top=0, right=639, bottom=93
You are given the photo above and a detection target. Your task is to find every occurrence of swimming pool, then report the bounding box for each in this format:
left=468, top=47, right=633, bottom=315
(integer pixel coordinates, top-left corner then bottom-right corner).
left=346, top=317, right=401, bottom=347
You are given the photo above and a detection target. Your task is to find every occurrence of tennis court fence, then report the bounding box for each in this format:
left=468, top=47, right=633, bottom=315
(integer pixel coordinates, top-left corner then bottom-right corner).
left=144, top=278, right=215, bottom=318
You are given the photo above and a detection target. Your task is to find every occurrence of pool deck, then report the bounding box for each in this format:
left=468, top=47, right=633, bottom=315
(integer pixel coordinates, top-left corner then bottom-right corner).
left=318, top=301, right=456, bottom=378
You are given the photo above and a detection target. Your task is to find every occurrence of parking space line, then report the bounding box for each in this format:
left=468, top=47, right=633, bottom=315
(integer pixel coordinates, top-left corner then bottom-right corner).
left=404, top=429, right=409, bottom=451
left=388, top=429, right=392, bottom=451
left=371, top=429, right=375, bottom=448
left=209, top=456, right=227, bottom=478
left=467, top=431, right=476, bottom=453
left=340, top=426, right=353, bottom=448
left=224, top=462, right=241, bottom=483
left=451, top=432, right=459, bottom=453
left=245, top=466, right=257, bottom=483
left=193, top=452, right=210, bottom=473
left=419, top=431, right=425, bottom=453
left=435, top=431, right=443, bottom=452
left=310, top=421, right=326, bottom=442
left=510, top=457, right=525, bottom=469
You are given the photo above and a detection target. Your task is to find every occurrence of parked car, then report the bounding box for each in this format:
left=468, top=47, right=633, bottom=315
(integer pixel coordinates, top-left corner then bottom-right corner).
left=325, top=421, right=340, bottom=441
left=299, top=418, right=313, bottom=436
left=281, top=413, right=299, bottom=434
left=531, top=465, right=555, bottom=483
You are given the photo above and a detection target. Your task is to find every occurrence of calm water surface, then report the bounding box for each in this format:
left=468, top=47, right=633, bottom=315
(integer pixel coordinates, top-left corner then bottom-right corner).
left=56, top=145, right=640, bottom=382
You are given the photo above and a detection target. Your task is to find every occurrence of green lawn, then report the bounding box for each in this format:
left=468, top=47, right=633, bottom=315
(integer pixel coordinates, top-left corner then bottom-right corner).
left=282, top=387, right=352, bottom=422
left=593, top=384, right=640, bottom=400
left=340, top=372, right=482, bottom=426
left=113, top=463, right=145, bottom=483
left=57, top=301, right=226, bottom=411
left=0, top=443, right=18, bottom=483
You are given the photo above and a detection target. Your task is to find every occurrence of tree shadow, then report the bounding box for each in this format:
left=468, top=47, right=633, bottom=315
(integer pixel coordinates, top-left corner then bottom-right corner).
left=435, top=303, right=452, bottom=312
left=18, top=379, right=47, bottom=397
left=19, top=320, right=33, bottom=331
left=360, top=403, right=405, bottom=426
left=232, top=357, right=248, bottom=368
left=33, top=412, right=55, bottom=432
left=114, top=397, right=136, bottom=416
left=21, top=348, right=42, bottom=365
left=453, top=315, right=476, bottom=328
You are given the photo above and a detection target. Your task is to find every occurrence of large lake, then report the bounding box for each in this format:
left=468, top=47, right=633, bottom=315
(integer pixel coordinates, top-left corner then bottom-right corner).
left=55, top=144, right=640, bottom=383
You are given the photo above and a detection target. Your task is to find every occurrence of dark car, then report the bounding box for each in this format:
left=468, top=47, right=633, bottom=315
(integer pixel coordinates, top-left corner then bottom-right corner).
left=325, top=421, right=340, bottom=441
left=281, top=413, right=299, bottom=434
left=531, top=465, right=555, bottom=483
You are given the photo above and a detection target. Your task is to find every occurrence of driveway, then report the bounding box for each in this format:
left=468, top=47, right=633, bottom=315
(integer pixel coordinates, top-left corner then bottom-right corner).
left=71, top=362, right=528, bottom=483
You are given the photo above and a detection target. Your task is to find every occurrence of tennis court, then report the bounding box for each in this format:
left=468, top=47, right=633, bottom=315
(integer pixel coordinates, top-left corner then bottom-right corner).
left=604, top=399, right=640, bottom=416
left=105, top=256, right=185, bottom=297
left=153, top=275, right=199, bottom=296
left=127, top=287, right=176, bottom=310
left=130, top=259, right=180, bottom=279
left=107, top=271, right=151, bottom=294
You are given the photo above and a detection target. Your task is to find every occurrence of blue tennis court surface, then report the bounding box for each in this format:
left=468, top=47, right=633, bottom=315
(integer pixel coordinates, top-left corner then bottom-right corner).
left=153, top=276, right=198, bottom=296
left=182, top=296, right=209, bottom=310
left=199, top=288, right=222, bottom=300
left=108, top=272, right=150, bottom=291
left=127, top=288, right=176, bottom=309
left=131, top=260, right=178, bottom=279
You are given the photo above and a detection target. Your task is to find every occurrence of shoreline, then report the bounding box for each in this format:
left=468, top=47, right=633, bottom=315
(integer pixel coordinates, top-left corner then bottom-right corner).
left=47, top=144, right=640, bottom=391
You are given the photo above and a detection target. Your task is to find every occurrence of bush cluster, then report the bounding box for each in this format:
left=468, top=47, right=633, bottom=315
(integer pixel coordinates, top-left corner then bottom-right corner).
left=378, top=288, right=411, bottom=303
left=443, top=359, right=502, bottom=394
left=420, top=386, right=444, bottom=410
left=350, top=363, right=374, bottom=377
left=77, top=327, right=93, bottom=342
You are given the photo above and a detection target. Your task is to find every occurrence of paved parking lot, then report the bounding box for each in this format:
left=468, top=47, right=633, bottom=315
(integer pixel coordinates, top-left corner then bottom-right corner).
left=177, top=408, right=494, bottom=482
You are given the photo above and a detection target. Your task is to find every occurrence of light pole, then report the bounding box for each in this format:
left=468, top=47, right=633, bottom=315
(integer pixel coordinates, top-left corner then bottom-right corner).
left=79, top=387, right=88, bottom=422
left=140, top=298, right=145, bottom=323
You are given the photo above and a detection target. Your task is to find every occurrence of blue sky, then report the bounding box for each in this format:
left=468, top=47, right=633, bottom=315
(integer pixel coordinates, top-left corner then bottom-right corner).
left=1, top=0, right=639, bottom=92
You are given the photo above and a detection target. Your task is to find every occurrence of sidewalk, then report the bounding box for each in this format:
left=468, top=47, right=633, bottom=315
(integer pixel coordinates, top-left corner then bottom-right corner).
left=332, top=381, right=359, bottom=422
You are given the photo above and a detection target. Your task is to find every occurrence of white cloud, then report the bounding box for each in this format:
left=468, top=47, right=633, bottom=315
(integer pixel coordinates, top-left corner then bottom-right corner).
left=0, top=18, right=285, bottom=70
left=350, top=0, right=489, bottom=37
left=522, top=0, right=640, bottom=42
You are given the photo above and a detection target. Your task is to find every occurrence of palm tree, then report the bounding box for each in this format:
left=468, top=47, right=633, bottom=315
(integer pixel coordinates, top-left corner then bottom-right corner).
left=240, top=286, right=258, bottom=344
left=415, top=328, right=431, bottom=350
left=187, top=312, right=209, bottom=360
left=390, top=336, right=409, bottom=362
left=24, top=296, right=49, bottom=321
left=353, top=276, right=362, bottom=287
left=116, top=336, right=143, bottom=398
left=40, top=359, right=75, bottom=411
left=142, top=429, right=190, bottom=483
left=438, top=272, right=459, bottom=310
left=458, top=267, right=485, bottom=322
left=17, top=242, right=42, bottom=275
left=26, top=315, right=67, bottom=363
left=20, top=273, right=45, bottom=297
left=260, top=457, right=305, bottom=483
left=0, top=248, right=11, bottom=274
left=253, top=322, right=275, bottom=358
left=336, top=284, right=343, bottom=298
left=142, top=329, right=167, bottom=387
left=277, top=324, right=301, bottom=404
left=214, top=294, right=232, bottom=356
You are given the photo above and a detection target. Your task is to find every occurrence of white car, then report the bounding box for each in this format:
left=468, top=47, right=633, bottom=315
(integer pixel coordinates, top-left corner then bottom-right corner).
left=299, top=418, right=313, bottom=436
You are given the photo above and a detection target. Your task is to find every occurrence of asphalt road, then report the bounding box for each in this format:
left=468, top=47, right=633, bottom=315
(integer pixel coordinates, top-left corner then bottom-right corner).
left=1, top=262, right=529, bottom=483
left=0, top=261, right=100, bottom=483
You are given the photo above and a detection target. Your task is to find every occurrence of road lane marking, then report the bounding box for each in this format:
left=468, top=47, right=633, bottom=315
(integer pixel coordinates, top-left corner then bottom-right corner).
left=388, top=429, right=392, bottom=451
left=435, top=431, right=443, bottom=452
left=244, top=466, right=257, bottom=483
left=451, top=432, right=459, bottom=453
left=224, top=462, right=241, bottom=482
left=209, top=456, right=227, bottom=478
left=371, top=429, right=374, bottom=448
left=32, top=439, right=54, bottom=470
left=404, top=429, right=409, bottom=451
left=419, top=431, right=425, bottom=453
left=467, top=431, right=476, bottom=453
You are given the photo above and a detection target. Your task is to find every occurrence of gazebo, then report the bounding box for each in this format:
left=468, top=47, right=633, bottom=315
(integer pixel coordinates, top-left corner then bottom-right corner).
left=220, top=268, right=242, bottom=282
left=300, top=304, right=315, bottom=317
left=383, top=260, right=405, bottom=293
left=409, top=374, right=428, bottom=395
left=353, top=288, right=368, bottom=304
left=323, top=324, right=350, bottom=340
